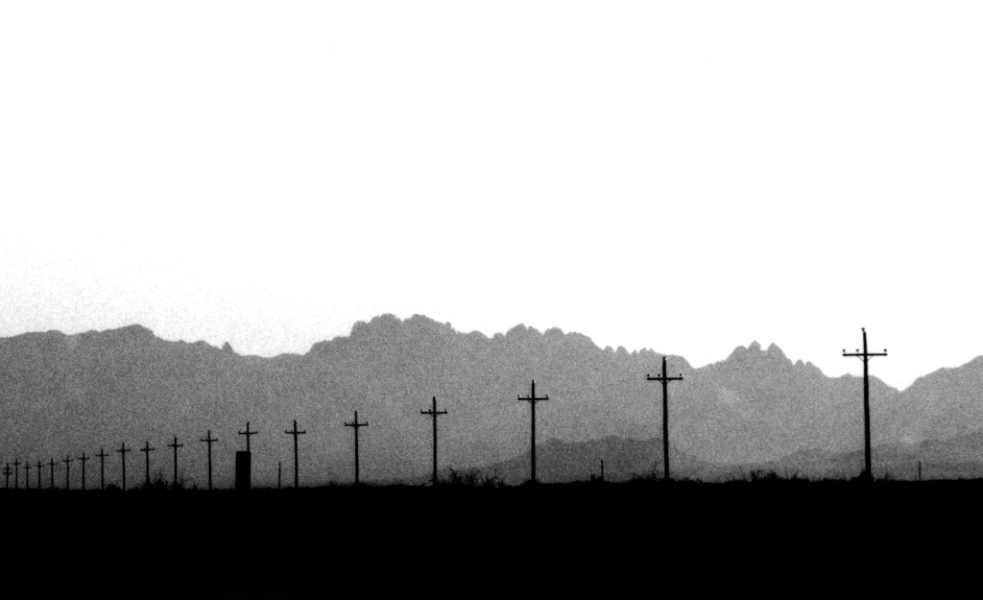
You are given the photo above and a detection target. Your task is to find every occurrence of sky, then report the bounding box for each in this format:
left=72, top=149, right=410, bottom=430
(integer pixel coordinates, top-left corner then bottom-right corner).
left=2, top=2, right=982, bottom=390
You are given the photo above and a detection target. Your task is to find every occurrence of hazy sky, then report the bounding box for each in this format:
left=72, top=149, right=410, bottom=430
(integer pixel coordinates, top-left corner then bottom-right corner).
left=2, top=2, right=982, bottom=390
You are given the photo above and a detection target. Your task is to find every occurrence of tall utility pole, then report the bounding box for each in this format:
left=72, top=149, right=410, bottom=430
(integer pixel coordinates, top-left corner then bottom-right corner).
left=647, top=356, right=684, bottom=481
left=238, top=422, right=258, bottom=453
left=237, top=422, right=258, bottom=491
left=518, top=380, right=549, bottom=484
left=24, top=461, right=31, bottom=490
left=35, top=460, right=43, bottom=490
left=167, top=436, right=183, bottom=488
left=117, top=442, right=131, bottom=491
left=284, top=420, right=306, bottom=489
left=420, top=397, right=448, bottom=486
left=344, top=411, right=368, bottom=486
left=200, top=430, right=217, bottom=491
left=3, top=464, right=10, bottom=489
left=140, top=442, right=155, bottom=487
left=77, top=453, right=89, bottom=491
left=843, top=327, right=888, bottom=482
left=63, top=455, right=74, bottom=490
left=48, top=458, right=56, bottom=490
left=96, top=448, right=108, bottom=491
left=12, top=459, right=19, bottom=489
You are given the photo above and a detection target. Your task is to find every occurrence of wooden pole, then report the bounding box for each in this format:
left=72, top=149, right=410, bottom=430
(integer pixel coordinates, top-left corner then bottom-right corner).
left=420, top=397, right=448, bottom=486
left=62, top=455, right=73, bottom=490
left=200, top=430, right=217, bottom=491
left=238, top=422, right=258, bottom=453
left=167, top=436, right=184, bottom=488
left=284, top=420, right=306, bottom=489
left=518, top=381, right=549, bottom=484
left=140, top=442, right=156, bottom=487
left=843, top=328, right=888, bottom=481
left=96, top=448, right=108, bottom=491
left=344, top=412, right=368, bottom=486
left=117, top=442, right=131, bottom=491
left=77, top=453, right=89, bottom=491
left=647, top=356, right=684, bottom=481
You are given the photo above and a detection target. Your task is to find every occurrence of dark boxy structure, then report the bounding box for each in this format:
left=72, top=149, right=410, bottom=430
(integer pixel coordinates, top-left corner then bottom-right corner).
left=235, top=451, right=251, bottom=490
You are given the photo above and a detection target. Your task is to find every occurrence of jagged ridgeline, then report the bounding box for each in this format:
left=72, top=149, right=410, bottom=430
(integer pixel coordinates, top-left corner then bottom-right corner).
left=3, top=314, right=983, bottom=487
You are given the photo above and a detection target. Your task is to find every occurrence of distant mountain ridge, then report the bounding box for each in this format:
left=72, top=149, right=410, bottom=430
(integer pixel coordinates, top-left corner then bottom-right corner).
left=2, top=314, right=983, bottom=487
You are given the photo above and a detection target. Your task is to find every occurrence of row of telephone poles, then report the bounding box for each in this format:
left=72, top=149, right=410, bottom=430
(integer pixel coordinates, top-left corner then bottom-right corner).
left=2, top=397, right=447, bottom=491
left=1, top=328, right=886, bottom=488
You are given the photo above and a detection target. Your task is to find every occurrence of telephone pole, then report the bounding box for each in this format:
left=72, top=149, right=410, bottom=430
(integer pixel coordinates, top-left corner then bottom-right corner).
left=238, top=422, right=258, bottom=453
left=63, top=455, right=74, bottom=490
left=344, top=411, right=368, bottom=486
left=96, top=448, right=108, bottom=491
left=117, top=442, right=131, bottom=491
left=77, top=452, right=89, bottom=491
left=200, top=430, right=217, bottom=491
left=35, top=460, right=43, bottom=490
left=48, top=458, right=56, bottom=490
left=284, top=420, right=306, bottom=489
left=843, top=327, right=888, bottom=482
left=518, top=380, right=549, bottom=484
left=647, top=356, right=684, bottom=481
left=140, top=442, right=155, bottom=487
left=167, top=436, right=183, bottom=488
left=420, top=397, right=448, bottom=486
left=237, top=422, right=257, bottom=491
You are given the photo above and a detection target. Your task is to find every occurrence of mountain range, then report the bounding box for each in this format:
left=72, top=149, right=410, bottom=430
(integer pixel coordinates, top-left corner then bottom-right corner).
left=2, top=314, right=983, bottom=487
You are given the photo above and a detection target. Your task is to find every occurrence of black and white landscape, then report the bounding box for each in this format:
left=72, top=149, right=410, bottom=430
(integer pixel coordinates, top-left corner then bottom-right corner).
left=5, top=4, right=983, bottom=573
left=3, top=314, right=982, bottom=487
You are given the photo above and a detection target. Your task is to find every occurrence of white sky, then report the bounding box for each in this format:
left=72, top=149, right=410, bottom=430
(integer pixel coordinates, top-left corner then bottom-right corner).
left=2, top=2, right=982, bottom=390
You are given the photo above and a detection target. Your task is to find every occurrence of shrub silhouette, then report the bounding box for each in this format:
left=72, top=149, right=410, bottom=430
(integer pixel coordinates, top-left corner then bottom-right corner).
left=445, top=468, right=503, bottom=488
left=138, top=470, right=171, bottom=492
